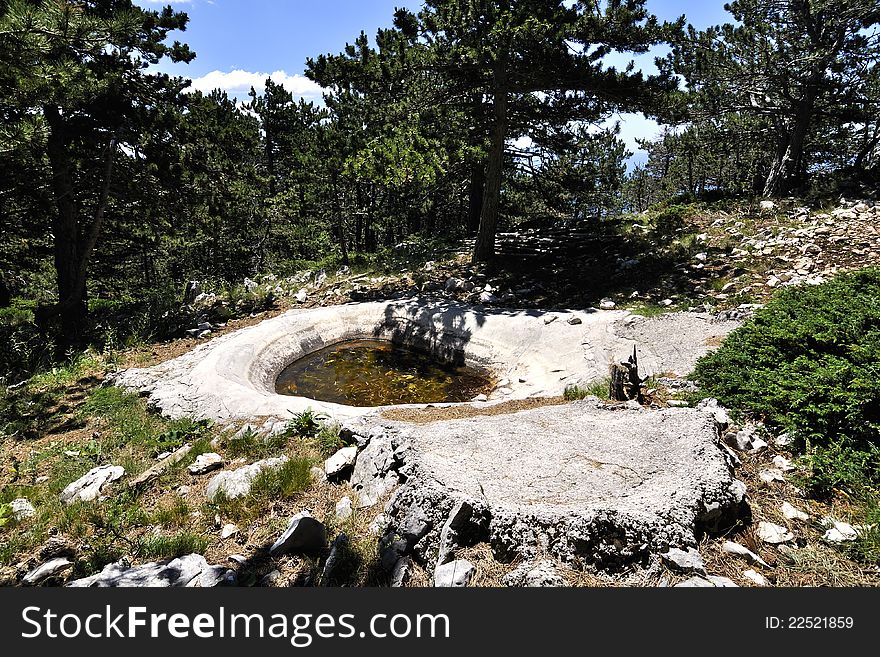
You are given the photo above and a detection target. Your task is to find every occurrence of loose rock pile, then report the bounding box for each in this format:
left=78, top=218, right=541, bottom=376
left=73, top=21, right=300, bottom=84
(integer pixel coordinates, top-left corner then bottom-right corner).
left=695, top=199, right=880, bottom=305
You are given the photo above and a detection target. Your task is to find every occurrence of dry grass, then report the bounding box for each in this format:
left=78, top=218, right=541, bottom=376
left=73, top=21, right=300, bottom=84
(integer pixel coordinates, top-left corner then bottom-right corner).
left=694, top=445, right=880, bottom=588
left=381, top=396, right=567, bottom=424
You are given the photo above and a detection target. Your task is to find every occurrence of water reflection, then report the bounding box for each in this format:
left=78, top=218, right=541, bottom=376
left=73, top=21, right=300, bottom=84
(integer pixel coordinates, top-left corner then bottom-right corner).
left=275, top=340, right=492, bottom=406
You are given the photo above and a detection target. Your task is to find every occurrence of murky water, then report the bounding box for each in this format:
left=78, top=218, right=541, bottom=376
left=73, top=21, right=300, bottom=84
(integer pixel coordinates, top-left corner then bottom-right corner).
left=275, top=339, right=493, bottom=406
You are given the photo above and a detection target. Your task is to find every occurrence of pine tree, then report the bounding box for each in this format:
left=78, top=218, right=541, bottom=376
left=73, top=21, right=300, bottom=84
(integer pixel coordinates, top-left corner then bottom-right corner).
left=411, top=0, right=682, bottom=263
left=0, top=0, right=193, bottom=341
left=672, top=0, right=880, bottom=197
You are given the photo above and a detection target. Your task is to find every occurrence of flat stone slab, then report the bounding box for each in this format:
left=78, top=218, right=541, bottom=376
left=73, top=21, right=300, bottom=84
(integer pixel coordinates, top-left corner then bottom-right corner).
left=345, top=400, right=746, bottom=569
left=111, top=299, right=737, bottom=423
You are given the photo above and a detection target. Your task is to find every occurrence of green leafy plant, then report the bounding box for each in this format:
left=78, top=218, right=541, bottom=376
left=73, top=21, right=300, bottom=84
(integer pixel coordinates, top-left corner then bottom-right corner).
left=0, top=503, right=12, bottom=529
left=286, top=409, right=326, bottom=439
left=150, top=420, right=212, bottom=457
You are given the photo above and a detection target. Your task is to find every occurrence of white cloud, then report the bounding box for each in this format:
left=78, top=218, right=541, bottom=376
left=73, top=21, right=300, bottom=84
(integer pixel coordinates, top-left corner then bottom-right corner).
left=186, top=69, right=325, bottom=100
left=511, top=135, right=533, bottom=151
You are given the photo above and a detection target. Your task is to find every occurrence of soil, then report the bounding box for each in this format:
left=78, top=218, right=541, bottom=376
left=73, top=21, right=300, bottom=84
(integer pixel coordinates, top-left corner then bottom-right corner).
left=381, top=397, right=567, bottom=424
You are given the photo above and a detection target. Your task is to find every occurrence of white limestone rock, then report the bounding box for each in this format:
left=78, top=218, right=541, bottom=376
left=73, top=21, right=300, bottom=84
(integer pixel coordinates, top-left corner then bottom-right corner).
left=60, top=465, right=125, bottom=504
left=433, top=559, right=476, bottom=588
left=757, top=521, right=794, bottom=545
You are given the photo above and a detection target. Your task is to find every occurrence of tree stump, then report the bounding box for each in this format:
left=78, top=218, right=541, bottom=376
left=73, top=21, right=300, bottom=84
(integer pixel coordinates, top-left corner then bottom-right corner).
left=609, top=363, right=631, bottom=401
left=609, top=346, right=645, bottom=402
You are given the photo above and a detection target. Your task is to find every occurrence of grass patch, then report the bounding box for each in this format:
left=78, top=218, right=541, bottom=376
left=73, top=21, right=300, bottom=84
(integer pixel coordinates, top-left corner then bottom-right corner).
left=564, top=379, right=610, bottom=401
left=849, top=507, right=880, bottom=564
left=250, top=456, right=314, bottom=499
left=224, top=427, right=288, bottom=459
left=209, top=456, right=316, bottom=522
left=0, top=351, right=110, bottom=439
left=0, top=377, right=226, bottom=572
left=624, top=302, right=682, bottom=318
left=77, top=387, right=212, bottom=472
left=315, top=422, right=344, bottom=456
left=138, top=532, right=210, bottom=560
left=152, top=498, right=191, bottom=528
left=27, top=351, right=113, bottom=390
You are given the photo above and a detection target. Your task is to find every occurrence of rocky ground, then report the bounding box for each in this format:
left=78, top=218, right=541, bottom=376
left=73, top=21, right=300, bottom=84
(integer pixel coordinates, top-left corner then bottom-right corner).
left=1, top=197, right=879, bottom=588
left=169, top=198, right=880, bottom=339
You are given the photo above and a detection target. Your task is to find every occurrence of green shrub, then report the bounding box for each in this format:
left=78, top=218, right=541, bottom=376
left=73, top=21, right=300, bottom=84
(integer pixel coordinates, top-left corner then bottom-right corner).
left=694, top=268, right=880, bottom=453
left=648, top=203, right=693, bottom=236
left=797, top=440, right=880, bottom=498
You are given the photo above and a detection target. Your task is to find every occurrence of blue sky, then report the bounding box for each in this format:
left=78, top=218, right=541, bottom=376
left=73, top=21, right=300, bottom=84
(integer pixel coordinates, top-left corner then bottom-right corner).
left=138, top=1, right=732, bottom=160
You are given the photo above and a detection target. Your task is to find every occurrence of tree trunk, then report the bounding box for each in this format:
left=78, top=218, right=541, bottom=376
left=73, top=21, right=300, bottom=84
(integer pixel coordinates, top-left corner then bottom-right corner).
left=466, top=163, right=485, bottom=234
left=265, top=128, right=276, bottom=197
left=331, top=173, right=349, bottom=266
left=44, top=105, right=87, bottom=339
left=686, top=150, right=694, bottom=196
left=0, top=277, right=10, bottom=308
left=763, top=88, right=818, bottom=198
left=852, top=124, right=880, bottom=173
left=609, top=364, right=631, bottom=402
left=42, top=105, right=117, bottom=342
left=609, top=346, right=643, bottom=402
left=472, top=51, right=509, bottom=264
left=340, top=227, right=349, bottom=266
